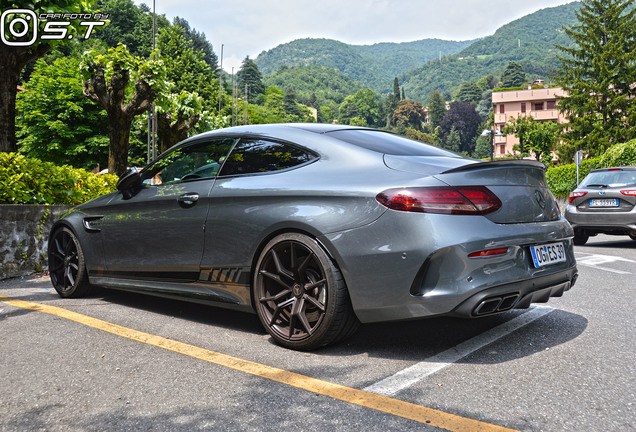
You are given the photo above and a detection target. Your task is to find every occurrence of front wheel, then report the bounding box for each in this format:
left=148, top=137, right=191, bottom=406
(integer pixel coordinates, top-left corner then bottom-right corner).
left=48, top=227, right=92, bottom=298
left=254, top=233, right=359, bottom=350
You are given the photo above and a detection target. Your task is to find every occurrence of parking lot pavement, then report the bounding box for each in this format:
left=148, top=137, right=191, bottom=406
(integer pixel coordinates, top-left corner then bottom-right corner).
left=1, top=235, right=635, bottom=431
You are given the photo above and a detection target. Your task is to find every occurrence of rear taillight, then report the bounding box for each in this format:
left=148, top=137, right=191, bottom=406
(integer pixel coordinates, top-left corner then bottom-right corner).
left=376, top=186, right=502, bottom=215
left=621, top=190, right=636, bottom=196
left=568, top=191, right=587, bottom=204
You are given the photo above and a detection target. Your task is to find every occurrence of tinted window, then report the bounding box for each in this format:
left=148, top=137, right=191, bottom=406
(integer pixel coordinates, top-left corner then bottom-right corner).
left=326, top=130, right=461, bottom=157
left=219, top=139, right=316, bottom=176
left=141, top=138, right=236, bottom=185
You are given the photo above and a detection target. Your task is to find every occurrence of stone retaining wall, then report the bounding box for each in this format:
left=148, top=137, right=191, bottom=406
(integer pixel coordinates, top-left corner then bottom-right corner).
left=0, top=205, right=72, bottom=280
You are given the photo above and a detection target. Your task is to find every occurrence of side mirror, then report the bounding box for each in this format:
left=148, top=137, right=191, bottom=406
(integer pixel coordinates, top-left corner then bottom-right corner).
left=116, top=168, right=143, bottom=199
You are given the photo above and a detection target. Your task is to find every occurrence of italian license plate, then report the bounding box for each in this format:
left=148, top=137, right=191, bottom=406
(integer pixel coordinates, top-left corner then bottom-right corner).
left=590, top=198, right=619, bottom=207
left=530, top=242, right=567, bottom=268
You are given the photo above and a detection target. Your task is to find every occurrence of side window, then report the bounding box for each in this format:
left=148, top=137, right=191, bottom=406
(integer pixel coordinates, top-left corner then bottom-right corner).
left=141, top=138, right=236, bottom=185
left=219, top=139, right=316, bottom=176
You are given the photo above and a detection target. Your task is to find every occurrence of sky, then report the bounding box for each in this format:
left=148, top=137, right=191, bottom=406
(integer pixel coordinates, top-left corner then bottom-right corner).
left=144, top=0, right=576, bottom=72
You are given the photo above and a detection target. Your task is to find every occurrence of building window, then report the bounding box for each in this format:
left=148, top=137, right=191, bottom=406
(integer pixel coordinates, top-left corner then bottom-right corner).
left=499, top=104, right=505, bottom=114
left=499, top=145, right=506, bottom=155
left=499, top=125, right=504, bottom=132
left=546, top=100, right=556, bottom=110
left=521, top=103, right=526, bottom=113
left=534, top=102, right=544, bottom=111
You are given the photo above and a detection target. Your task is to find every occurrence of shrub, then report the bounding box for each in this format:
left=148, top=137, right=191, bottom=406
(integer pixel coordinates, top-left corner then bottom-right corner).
left=0, top=153, right=117, bottom=205
left=598, top=138, right=636, bottom=167
left=546, top=157, right=601, bottom=199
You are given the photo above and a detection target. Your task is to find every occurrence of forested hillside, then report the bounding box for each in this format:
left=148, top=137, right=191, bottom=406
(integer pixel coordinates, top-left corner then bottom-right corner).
left=263, top=65, right=364, bottom=109
left=255, top=38, right=474, bottom=92
left=401, top=2, right=581, bottom=101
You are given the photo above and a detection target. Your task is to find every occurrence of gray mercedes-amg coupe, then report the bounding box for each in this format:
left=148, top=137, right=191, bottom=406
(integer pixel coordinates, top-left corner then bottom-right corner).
left=48, top=124, right=578, bottom=350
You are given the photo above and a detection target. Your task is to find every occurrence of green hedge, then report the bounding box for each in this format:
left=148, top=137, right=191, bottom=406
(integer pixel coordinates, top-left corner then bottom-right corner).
left=547, top=139, right=636, bottom=198
left=0, top=153, right=117, bottom=205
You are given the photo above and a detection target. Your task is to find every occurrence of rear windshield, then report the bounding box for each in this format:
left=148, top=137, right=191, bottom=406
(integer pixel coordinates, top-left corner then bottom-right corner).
left=326, top=130, right=462, bottom=157
left=581, top=170, right=636, bottom=188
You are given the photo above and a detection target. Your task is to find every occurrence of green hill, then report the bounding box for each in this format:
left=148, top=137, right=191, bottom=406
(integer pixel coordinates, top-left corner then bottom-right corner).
left=401, top=2, right=582, bottom=102
left=255, top=38, right=474, bottom=92
left=263, top=64, right=364, bottom=109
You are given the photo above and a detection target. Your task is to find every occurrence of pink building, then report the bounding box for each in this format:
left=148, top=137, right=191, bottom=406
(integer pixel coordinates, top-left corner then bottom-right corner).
left=492, top=86, right=567, bottom=157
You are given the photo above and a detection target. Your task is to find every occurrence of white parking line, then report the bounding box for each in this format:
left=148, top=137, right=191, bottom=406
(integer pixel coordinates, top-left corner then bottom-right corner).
left=364, top=306, right=554, bottom=397
left=575, top=252, right=635, bottom=275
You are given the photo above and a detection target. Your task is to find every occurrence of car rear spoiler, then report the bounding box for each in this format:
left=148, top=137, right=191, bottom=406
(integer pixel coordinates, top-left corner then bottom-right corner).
left=441, top=159, right=546, bottom=174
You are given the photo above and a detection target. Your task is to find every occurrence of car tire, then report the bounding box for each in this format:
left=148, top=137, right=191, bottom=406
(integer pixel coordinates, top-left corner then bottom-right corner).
left=254, top=233, right=359, bottom=350
left=573, top=230, right=589, bottom=246
left=48, top=227, right=92, bottom=298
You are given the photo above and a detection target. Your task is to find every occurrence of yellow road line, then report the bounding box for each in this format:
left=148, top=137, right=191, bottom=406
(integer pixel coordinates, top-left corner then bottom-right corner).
left=1, top=295, right=518, bottom=432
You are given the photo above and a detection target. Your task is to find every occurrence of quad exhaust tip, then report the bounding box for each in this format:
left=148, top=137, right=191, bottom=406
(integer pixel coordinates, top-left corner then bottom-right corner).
left=473, top=294, right=520, bottom=315
left=472, top=280, right=572, bottom=317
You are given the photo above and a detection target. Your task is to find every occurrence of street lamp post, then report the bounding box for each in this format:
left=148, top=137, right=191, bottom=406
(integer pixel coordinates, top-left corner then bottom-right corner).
left=481, top=128, right=503, bottom=161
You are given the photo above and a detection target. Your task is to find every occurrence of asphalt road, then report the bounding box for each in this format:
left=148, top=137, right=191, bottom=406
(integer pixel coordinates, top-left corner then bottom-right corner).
left=1, top=234, right=634, bottom=432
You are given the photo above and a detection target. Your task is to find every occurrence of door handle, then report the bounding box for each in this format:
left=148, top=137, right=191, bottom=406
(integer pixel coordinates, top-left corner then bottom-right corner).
left=178, top=193, right=199, bottom=208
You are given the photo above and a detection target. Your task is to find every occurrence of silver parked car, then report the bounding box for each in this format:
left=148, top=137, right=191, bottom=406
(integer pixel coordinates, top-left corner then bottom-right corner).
left=48, top=124, right=577, bottom=350
left=565, top=166, right=636, bottom=245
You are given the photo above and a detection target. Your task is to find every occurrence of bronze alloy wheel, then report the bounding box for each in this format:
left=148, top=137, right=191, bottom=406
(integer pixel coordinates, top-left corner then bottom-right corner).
left=254, top=233, right=358, bottom=350
left=48, top=228, right=92, bottom=298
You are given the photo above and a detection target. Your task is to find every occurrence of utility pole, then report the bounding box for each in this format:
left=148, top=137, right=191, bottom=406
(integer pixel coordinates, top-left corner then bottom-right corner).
left=231, top=67, right=235, bottom=126
left=244, top=84, right=248, bottom=125
left=151, top=0, right=157, bottom=160
left=218, top=44, right=223, bottom=115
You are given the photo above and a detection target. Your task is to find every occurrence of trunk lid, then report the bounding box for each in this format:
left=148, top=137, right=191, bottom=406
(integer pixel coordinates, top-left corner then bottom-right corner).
left=434, top=160, right=560, bottom=224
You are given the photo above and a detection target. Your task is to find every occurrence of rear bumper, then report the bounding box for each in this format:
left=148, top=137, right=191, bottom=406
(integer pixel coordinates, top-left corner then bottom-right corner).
left=450, top=266, right=578, bottom=317
left=322, top=210, right=576, bottom=323
left=566, top=205, right=636, bottom=234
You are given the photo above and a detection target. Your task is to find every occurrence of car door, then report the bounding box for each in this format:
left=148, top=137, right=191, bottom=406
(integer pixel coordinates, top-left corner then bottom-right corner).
left=99, top=138, right=236, bottom=282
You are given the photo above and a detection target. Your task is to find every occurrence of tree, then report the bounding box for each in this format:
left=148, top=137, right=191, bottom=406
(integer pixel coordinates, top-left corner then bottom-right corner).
left=473, top=134, right=492, bottom=159
left=158, top=24, right=218, bottom=111
left=455, top=81, right=481, bottom=105
left=81, top=44, right=166, bottom=175
left=503, top=115, right=534, bottom=157
left=237, top=56, right=266, bottom=103
left=16, top=57, right=109, bottom=169
left=476, top=74, right=498, bottom=92
left=283, top=88, right=303, bottom=118
left=555, top=0, right=636, bottom=159
left=476, top=89, right=493, bottom=122
left=526, top=121, right=559, bottom=164
left=445, top=127, right=461, bottom=152
left=504, top=116, right=559, bottom=162
left=427, top=90, right=446, bottom=128
left=0, top=0, right=95, bottom=153
left=157, top=91, right=204, bottom=152
left=501, top=62, right=526, bottom=88
left=96, top=0, right=169, bottom=58
left=338, top=89, right=379, bottom=126
left=439, top=102, right=482, bottom=154
left=173, top=16, right=218, bottom=72
left=393, top=77, right=400, bottom=99
left=392, top=100, right=427, bottom=131
left=384, top=93, right=399, bottom=127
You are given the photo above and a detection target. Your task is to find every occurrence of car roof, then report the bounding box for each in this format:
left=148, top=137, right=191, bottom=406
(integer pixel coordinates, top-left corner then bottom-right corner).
left=196, top=123, right=377, bottom=136
left=590, top=166, right=636, bottom=172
